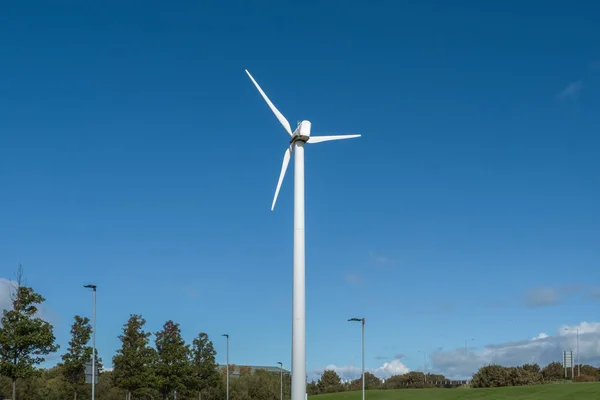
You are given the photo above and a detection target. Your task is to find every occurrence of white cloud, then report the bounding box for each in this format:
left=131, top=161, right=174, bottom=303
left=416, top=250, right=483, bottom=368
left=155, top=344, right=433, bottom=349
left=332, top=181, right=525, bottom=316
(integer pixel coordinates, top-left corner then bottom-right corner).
left=370, top=359, right=410, bottom=377
left=0, top=278, right=17, bottom=311
left=429, top=321, right=600, bottom=380
left=311, top=359, right=410, bottom=381
left=556, top=81, right=583, bottom=99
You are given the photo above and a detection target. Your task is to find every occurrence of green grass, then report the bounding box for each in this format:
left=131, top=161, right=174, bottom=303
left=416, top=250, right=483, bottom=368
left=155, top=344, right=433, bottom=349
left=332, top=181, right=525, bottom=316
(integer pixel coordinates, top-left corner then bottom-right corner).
left=310, top=383, right=600, bottom=400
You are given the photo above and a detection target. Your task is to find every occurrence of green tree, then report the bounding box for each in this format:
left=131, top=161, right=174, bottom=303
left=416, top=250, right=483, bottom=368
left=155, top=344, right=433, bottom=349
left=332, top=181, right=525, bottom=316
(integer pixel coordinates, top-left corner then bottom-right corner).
left=317, top=369, right=342, bottom=393
left=189, top=332, right=221, bottom=397
left=154, top=320, right=190, bottom=399
left=0, top=278, right=59, bottom=400
left=541, top=361, right=564, bottom=381
left=112, top=314, right=157, bottom=400
left=61, top=316, right=93, bottom=400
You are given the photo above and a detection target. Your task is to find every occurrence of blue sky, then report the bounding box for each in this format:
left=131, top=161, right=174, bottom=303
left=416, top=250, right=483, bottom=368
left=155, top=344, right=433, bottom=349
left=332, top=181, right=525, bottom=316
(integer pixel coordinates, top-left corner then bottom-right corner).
left=1, top=1, right=599, bottom=380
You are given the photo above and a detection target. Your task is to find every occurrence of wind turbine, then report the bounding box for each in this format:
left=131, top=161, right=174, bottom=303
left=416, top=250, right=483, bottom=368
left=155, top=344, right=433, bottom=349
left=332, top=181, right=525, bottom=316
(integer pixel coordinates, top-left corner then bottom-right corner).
left=245, top=69, right=360, bottom=400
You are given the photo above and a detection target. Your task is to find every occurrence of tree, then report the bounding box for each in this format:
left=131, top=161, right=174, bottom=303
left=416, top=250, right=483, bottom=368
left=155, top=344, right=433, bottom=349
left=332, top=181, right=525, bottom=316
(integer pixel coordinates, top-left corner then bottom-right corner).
left=317, top=369, right=342, bottom=393
left=189, top=332, right=221, bottom=397
left=154, top=320, right=190, bottom=399
left=0, top=273, right=59, bottom=400
left=112, top=314, right=157, bottom=400
left=541, top=361, right=564, bottom=381
left=471, top=365, right=511, bottom=388
left=61, top=316, right=93, bottom=400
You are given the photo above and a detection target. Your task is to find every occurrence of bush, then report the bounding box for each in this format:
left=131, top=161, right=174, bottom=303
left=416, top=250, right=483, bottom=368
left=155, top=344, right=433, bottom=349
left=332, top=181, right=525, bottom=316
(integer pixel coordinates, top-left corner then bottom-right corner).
left=574, top=374, right=598, bottom=382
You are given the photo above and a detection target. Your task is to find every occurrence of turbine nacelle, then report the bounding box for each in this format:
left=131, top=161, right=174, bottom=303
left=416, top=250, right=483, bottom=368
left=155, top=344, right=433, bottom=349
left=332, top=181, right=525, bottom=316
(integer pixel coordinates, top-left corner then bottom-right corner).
left=292, top=120, right=311, bottom=142
left=245, top=69, right=361, bottom=210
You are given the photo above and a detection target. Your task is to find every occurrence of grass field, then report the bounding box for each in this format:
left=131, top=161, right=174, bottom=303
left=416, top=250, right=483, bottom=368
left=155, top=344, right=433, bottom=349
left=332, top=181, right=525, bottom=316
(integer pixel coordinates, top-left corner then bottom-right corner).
left=310, top=383, right=600, bottom=400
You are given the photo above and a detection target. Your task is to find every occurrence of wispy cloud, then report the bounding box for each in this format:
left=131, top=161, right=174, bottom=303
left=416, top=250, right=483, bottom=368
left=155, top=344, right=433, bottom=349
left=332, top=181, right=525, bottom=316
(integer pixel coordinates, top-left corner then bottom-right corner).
left=556, top=81, right=583, bottom=99
left=344, top=273, right=363, bottom=286
left=369, top=252, right=395, bottom=266
left=524, top=286, right=560, bottom=308
left=523, top=284, right=584, bottom=308
left=394, top=353, right=405, bottom=360
left=588, top=287, right=600, bottom=300
left=374, top=355, right=388, bottom=360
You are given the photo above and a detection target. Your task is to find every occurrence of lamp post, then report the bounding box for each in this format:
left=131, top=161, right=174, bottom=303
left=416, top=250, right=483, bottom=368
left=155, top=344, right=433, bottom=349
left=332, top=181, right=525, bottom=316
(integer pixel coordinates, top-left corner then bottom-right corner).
left=348, top=318, right=365, bottom=400
left=222, top=334, right=229, bottom=400
left=565, top=328, right=580, bottom=376
left=418, top=351, right=427, bottom=383
left=84, top=285, right=97, bottom=400
left=465, top=338, right=474, bottom=357
left=277, top=362, right=283, bottom=400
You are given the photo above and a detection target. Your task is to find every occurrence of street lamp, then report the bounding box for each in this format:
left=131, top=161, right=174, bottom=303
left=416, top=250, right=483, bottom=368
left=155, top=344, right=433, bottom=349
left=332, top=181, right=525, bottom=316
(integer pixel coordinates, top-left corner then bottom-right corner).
left=222, top=334, right=229, bottom=400
left=348, top=318, right=365, bottom=400
left=565, top=328, right=580, bottom=376
left=84, top=285, right=97, bottom=400
left=277, top=362, right=283, bottom=400
left=418, top=351, right=427, bottom=383
left=465, top=338, right=474, bottom=357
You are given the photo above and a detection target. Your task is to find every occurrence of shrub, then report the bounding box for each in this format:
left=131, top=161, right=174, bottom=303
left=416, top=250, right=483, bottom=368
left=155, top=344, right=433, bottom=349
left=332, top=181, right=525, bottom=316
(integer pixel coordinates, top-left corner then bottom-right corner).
left=574, top=374, right=598, bottom=383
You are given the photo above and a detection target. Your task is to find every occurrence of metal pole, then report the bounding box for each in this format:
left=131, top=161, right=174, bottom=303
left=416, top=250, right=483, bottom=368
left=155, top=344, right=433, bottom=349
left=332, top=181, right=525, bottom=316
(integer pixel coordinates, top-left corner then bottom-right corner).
left=84, top=285, right=97, bottom=400
left=361, top=318, right=365, bottom=400
left=577, top=329, right=580, bottom=377
left=92, top=287, right=96, bottom=400
left=223, top=334, right=229, bottom=400
left=278, top=362, right=283, bottom=400
left=423, top=352, right=426, bottom=383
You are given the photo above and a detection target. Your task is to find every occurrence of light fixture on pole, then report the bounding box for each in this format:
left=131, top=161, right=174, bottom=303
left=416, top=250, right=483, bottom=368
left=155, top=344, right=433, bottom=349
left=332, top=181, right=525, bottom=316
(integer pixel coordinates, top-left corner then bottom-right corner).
left=348, top=318, right=365, bottom=400
left=277, top=361, right=283, bottom=400
left=465, top=338, right=474, bottom=357
left=246, top=69, right=360, bottom=400
left=418, top=350, right=427, bottom=383
left=83, top=284, right=97, bottom=400
left=564, top=328, right=580, bottom=376
left=222, top=334, right=229, bottom=400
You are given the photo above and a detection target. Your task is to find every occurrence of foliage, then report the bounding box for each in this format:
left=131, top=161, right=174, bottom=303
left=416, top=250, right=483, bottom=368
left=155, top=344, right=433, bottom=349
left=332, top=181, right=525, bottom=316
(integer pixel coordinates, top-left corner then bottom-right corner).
left=541, top=361, right=564, bottom=381
left=347, top=372, right=381, bottom=391
left=111, top=314, right=157, bottom=398
left=60, top=315, right=93, bottom=400
left=0, top=281, right=59, bottom=400
left=189, top=332, right=221, bottom=395
left=154, top=320, right=190, bottom=399
left=318, top=369, right=343, bottom=393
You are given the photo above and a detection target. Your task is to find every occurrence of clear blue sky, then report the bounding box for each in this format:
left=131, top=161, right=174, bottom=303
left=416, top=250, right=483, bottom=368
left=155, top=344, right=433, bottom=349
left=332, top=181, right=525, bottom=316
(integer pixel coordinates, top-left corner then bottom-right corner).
left=1, top=1, right=599, bottom=380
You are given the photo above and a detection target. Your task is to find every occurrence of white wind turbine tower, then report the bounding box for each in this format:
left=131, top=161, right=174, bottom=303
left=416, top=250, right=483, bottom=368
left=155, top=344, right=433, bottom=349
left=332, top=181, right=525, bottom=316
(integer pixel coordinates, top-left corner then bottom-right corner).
left=245, top=69, right=360, bottom=400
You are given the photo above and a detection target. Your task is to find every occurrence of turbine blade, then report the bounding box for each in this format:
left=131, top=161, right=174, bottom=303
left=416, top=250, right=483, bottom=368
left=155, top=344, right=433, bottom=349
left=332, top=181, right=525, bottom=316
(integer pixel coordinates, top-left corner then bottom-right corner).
left=307, top=134, right=361, bottom=144
left=245, top=69, right=293, bottom=136
left=272, top=146, right=293, bottom=211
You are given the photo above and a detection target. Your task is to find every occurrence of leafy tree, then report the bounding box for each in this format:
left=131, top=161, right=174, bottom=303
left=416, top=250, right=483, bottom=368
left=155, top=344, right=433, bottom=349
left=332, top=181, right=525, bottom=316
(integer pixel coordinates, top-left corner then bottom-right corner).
left=541, top=361, right=564, bottom=381
left=189, top=332, right=221, bottom=397
left=317, top=369, right=342, bottom=393
left=61, top=315, right=93, bottom=400
left=471, top=365, right=511, bottom=388
left=112, top=314, right=157, bottom=400
left=154, top=320, right=190, bottom=399
left=0, top=278, right=59, bottom=400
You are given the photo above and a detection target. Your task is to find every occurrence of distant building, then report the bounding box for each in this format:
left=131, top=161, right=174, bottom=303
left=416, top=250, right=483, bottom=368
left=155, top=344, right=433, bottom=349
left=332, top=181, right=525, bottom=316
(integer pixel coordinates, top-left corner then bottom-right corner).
left=217, top=364, right=291, bottom=378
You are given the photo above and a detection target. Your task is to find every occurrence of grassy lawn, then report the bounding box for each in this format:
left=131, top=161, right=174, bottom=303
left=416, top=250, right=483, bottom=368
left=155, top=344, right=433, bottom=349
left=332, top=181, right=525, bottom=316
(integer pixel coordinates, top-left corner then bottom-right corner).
left=310, top=383, right=600, bottom=400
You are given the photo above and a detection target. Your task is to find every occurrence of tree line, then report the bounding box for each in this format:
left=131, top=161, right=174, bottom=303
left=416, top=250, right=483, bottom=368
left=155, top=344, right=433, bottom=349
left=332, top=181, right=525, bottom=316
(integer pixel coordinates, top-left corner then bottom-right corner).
left=1, top=272, right=599, bottom=399
left=470, top=362, right=600, bottom=388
